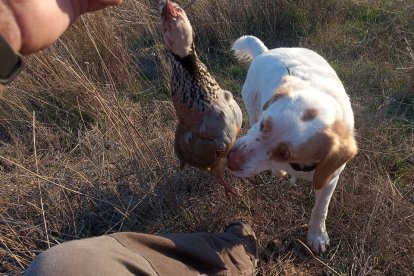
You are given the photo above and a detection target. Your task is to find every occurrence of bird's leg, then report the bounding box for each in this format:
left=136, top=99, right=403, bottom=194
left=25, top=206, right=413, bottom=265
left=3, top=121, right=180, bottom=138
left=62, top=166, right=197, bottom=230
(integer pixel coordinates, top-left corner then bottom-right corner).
left=210, top=158, right=238, bottom=196
left=217, top=173, right=238, bottom=197
left=209, top=163, right=238, bottom=197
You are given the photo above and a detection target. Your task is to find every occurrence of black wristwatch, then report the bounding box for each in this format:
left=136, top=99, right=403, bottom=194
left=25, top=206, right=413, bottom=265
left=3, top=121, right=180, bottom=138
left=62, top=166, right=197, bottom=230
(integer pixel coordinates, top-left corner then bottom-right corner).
left=0, top=34, right=23, bottom=85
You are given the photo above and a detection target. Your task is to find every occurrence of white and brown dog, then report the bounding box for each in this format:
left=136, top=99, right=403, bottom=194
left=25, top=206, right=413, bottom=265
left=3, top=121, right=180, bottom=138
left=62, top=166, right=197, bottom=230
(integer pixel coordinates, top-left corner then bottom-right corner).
left=227, top=36, right=358, bottom=253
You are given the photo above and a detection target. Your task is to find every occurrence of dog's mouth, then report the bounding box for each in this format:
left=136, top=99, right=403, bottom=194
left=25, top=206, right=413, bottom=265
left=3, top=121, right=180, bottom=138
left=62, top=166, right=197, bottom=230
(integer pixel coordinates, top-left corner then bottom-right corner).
left=289, top=162, right=318, bottom=172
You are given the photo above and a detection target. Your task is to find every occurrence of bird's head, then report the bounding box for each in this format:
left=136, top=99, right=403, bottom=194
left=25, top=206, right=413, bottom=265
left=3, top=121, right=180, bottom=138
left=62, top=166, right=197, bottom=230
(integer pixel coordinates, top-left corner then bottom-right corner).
left=160, top=0, right=194, bottom=58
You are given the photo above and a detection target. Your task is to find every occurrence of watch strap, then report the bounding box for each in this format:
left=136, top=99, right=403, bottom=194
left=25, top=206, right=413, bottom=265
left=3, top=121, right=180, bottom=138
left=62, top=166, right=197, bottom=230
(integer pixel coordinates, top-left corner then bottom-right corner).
left=0, top=34, right=23, bottom=84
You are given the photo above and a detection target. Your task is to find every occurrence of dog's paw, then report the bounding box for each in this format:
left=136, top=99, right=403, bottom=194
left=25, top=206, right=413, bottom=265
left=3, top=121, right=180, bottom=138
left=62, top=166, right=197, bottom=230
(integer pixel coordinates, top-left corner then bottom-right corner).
left=306, top=230, right=330, bottom=254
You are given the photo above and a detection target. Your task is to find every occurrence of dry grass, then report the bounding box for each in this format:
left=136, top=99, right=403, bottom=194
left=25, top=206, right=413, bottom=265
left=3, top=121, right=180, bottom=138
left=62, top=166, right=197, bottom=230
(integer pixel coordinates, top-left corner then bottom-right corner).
left=1, top=0, right=414, bottom=275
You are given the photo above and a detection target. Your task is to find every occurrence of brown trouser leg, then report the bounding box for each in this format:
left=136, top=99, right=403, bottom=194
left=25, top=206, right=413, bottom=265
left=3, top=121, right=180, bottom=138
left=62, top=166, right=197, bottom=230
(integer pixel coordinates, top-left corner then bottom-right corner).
left=25, top=231, right=255, bottom=276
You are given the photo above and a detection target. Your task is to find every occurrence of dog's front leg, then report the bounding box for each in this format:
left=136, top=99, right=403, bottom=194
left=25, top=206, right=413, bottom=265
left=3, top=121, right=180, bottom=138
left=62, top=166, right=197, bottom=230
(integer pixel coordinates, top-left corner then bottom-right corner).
left=306, top=169, right=343, bottom=253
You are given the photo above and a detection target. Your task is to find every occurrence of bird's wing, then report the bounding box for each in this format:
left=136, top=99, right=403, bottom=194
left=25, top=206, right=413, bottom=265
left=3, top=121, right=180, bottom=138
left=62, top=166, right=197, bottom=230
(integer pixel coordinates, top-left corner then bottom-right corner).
left=174, top=88, right=242, bottom=169
left=197, top=89, right=243, bottom=152
left=174, top=124, right=219, bottom=169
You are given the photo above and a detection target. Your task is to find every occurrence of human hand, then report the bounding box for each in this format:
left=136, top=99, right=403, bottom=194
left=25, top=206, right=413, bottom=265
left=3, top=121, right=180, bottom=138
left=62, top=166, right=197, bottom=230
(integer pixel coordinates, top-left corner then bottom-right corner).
left=0, top=0, right=122, bottom=55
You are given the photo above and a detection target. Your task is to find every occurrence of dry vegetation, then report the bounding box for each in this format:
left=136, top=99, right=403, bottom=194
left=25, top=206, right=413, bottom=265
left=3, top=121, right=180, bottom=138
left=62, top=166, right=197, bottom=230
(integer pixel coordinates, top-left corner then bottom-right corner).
left=1, top=0, right=414, bottom=275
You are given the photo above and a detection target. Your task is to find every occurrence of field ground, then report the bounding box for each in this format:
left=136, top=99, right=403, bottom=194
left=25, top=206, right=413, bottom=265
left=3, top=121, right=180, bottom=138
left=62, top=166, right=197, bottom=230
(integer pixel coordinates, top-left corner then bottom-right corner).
left=1, top=0, right=413, bottom=275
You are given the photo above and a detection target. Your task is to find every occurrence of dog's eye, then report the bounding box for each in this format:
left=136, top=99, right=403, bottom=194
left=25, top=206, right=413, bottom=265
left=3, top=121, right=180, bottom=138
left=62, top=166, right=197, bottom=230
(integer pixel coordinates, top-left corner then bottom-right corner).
left=259, top=118, right=272, bottom=133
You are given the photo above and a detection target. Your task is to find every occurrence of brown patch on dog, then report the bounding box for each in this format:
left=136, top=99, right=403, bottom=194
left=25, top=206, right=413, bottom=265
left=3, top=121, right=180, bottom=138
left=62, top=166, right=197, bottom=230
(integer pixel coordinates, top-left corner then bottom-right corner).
left=280, top=75, right=291, bottom=85
left=302, top=108, right=318, bottom=121
left=262, top=76, right=304, bottom=111
left=262, top=92, right=288, bottom=111
left=263, top=76, right=302, bottom=111
left=271, top=142, right=292, bottom=162
left=293, top=120, right=358, bottom=190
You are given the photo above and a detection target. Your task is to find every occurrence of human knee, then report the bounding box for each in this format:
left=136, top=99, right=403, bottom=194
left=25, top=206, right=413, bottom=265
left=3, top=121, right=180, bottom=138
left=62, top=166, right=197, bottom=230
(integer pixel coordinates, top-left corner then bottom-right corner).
left=24, top=240, right=89, bottom=276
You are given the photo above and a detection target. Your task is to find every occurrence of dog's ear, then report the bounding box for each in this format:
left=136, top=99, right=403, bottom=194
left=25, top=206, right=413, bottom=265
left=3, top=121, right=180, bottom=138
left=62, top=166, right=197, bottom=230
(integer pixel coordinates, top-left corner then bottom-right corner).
left=313, top=122, right=358, bottom=190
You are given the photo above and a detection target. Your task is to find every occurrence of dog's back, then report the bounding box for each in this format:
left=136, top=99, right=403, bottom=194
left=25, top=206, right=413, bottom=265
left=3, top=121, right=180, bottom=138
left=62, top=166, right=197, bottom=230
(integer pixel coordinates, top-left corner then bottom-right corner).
left=232, top=36, right=354, bottom=128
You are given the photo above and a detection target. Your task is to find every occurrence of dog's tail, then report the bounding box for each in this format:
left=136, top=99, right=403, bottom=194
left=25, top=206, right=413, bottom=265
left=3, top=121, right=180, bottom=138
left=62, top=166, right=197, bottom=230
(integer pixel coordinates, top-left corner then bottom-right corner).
left=232, top=35, right=268, bottom=63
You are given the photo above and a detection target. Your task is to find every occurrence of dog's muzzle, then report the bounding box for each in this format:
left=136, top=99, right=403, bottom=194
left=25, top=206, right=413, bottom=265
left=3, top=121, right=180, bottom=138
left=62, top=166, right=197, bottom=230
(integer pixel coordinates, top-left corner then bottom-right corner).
left=227, top=144, right=247, bottom=172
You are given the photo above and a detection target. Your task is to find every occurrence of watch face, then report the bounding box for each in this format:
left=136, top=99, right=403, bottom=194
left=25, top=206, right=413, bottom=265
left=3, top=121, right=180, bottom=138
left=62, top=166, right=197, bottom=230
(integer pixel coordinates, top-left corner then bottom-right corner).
left=0, top=35, right=23, bottom=84
left=0, top=54, right=23, bottom=84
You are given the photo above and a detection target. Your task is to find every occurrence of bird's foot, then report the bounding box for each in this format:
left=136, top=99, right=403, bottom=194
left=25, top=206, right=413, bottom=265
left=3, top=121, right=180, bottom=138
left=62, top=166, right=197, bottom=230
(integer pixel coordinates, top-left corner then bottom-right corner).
left=223, top=185, right=238, bottom=197
left=220, top=178, right=238, bottom=197
left=210, top=167, right=239, bottom=197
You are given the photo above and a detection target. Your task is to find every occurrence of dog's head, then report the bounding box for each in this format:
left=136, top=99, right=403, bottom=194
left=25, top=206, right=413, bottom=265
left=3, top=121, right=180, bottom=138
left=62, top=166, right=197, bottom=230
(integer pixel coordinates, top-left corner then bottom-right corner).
left=227, top=77, right=357, bottom=189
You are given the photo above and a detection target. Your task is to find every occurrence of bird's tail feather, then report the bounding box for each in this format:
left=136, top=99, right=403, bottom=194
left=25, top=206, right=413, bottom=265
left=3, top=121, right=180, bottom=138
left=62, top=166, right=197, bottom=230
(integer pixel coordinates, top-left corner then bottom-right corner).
left=232, top=35, right=268, bottom=63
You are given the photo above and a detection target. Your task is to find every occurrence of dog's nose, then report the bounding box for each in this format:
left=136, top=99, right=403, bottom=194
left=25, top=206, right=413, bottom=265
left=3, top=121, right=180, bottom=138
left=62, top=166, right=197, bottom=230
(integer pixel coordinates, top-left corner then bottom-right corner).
left=227, top=146, right=245, bottom=172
